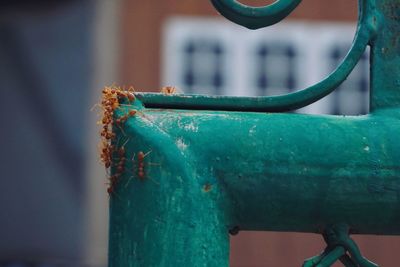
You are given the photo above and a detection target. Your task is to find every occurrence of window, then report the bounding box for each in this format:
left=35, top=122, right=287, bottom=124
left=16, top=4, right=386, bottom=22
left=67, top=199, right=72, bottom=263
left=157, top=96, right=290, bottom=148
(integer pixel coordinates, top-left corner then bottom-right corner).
left=328, top=45, right=369, bottom=115
left=182, top=39, right=225, bottom=95
left=255, top=43, right=297, bottom=96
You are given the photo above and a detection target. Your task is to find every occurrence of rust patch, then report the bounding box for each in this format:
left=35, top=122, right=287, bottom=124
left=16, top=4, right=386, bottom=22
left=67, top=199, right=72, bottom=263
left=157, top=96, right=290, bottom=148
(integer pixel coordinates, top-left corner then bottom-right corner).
left=203, top=184, right=212, bottom=192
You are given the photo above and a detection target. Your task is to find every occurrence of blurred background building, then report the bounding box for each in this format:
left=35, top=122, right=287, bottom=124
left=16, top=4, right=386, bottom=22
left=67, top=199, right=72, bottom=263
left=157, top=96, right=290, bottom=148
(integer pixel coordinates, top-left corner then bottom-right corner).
left=0, top=0, right=399, bottom=267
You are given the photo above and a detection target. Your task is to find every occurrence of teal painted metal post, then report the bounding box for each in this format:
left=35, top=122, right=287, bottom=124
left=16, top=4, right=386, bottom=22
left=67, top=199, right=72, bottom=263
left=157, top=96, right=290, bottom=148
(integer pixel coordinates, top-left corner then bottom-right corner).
left=106, top=0, right=400, bottom=266
left=370, top=1, right=400, bottom=111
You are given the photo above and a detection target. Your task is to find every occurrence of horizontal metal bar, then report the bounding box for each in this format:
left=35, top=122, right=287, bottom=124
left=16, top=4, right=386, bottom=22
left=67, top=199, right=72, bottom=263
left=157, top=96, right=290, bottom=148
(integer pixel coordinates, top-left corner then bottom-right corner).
left=109, top=102, right=400, bottom=266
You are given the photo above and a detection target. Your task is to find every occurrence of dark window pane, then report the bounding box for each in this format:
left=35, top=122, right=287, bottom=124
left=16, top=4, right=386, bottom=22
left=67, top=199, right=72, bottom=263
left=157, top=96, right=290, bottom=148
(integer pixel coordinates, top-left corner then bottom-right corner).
left=181, top=40, right=225, bottom=95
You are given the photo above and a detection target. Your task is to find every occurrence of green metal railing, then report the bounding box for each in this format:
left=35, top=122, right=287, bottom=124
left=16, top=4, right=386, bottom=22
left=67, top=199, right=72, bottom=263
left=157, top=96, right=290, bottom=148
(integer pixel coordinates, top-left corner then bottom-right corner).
left=106, top=0, right=400, bottom=266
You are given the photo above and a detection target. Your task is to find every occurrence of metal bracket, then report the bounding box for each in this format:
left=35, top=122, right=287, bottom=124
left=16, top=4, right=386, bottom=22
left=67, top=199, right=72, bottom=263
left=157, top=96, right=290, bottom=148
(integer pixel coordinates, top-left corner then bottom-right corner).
left=303, top=224, right=378, bottom=267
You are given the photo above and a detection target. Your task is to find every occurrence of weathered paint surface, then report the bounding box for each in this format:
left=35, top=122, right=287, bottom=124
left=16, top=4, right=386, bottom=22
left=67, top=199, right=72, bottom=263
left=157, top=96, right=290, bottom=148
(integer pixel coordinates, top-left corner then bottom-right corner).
left=108, top=0, right=400, bottom=266
left=109, top=105, right=400, bottom=266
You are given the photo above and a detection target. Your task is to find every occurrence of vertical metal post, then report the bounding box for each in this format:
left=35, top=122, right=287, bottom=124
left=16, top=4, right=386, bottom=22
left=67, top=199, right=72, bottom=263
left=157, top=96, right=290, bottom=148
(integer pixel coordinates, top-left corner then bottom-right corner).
left=370, top=0, right=400, bottom=111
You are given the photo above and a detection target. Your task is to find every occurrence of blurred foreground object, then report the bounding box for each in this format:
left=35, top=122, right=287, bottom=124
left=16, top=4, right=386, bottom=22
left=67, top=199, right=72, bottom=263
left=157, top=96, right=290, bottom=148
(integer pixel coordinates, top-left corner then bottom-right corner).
left=0, top=0, right=93, bottom=264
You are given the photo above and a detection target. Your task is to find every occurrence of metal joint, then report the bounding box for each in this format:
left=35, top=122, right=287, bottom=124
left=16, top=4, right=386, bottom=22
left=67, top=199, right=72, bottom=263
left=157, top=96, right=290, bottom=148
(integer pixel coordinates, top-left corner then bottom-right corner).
left=304, top=224, right=378, bottom=267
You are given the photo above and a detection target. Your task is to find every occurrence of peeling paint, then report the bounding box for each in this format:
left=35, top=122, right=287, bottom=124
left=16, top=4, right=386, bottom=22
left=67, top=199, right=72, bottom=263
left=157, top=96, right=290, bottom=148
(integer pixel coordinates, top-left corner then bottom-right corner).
left=249, top=125, right=257, bottom=135
left=176, top=138, right=188, bottom=151
left=183, top=122, right=199, bottom=132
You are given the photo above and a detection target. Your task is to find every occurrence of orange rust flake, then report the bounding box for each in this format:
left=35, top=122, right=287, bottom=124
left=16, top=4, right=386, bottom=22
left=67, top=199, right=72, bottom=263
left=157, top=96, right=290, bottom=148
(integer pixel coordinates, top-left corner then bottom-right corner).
left=203, top=184, right=212, bottom=192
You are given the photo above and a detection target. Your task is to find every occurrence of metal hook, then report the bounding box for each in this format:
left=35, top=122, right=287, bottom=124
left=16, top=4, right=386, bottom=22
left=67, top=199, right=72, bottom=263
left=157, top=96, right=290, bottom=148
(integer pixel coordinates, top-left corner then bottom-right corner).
left=210, top=0, right=302, bottom=29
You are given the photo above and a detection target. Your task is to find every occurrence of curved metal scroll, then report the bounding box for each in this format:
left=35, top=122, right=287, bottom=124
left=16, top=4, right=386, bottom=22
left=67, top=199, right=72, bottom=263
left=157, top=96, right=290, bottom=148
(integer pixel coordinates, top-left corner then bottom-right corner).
left=210, top=0, right=302, bottom=29
left=139, top=0, right=378, bottom=112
